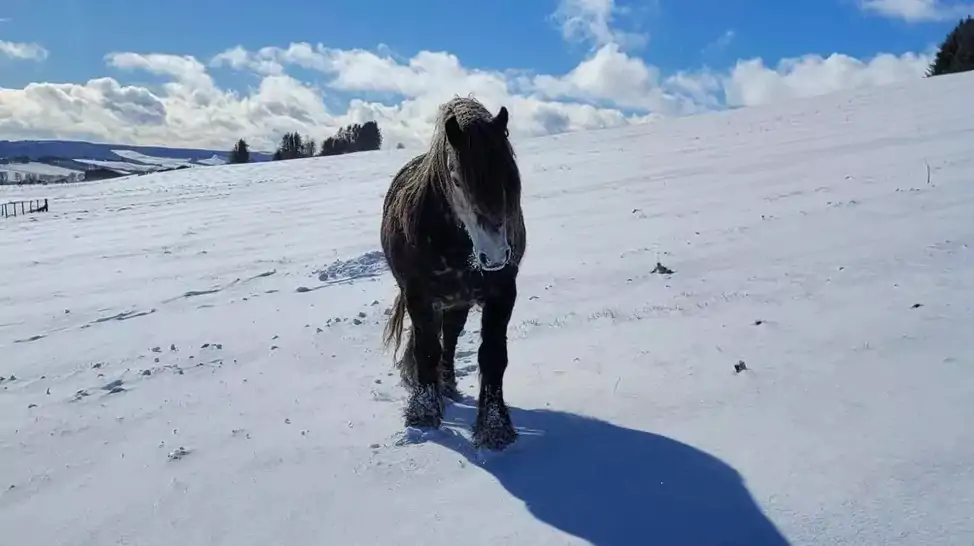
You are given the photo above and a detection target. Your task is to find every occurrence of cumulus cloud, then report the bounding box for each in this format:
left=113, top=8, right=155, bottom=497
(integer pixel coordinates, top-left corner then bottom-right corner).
left=550, top=0, right=649, bottom=51
left=859, top=0, right=974, bottom=22
left=0, top=3, right=937, bottom=151
left=205, top=42, right=645, bottom=149
left=0, top=40, right=48, bottom=61
left=722, top=51, right=933, bottom=106
left=528, top=43, right=708, bottom=116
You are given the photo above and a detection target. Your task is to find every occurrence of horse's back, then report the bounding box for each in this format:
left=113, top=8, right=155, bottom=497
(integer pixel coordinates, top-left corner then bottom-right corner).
left=380, top=152, right=430, bottom=279
left=385, top=152, right=425, bottom=195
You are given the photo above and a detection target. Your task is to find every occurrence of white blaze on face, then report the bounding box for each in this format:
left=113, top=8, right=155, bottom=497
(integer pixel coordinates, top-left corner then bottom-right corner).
left=448, top=171, right=511, bottom=271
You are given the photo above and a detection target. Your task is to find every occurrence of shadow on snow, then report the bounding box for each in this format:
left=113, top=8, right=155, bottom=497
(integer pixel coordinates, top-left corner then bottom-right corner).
left=425, top=403, right=791, bottom=546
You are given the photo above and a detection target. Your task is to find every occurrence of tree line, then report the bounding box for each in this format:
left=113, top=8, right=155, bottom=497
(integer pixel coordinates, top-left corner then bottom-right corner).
left=227, top=121, right=383, bottom=164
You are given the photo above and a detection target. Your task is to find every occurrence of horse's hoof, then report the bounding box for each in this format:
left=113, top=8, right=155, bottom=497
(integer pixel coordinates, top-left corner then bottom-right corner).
left=473, top=403, right=517, bottom=451
left=472, top=423, right=518, bottom=451
left=402, top=383, right=444, bottom=429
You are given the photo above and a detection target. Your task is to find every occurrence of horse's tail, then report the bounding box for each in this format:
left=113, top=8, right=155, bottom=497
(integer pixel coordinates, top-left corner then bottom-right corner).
left=383, top=290, right=419, bottom=386
left=382, top=289, right=407, bottom=357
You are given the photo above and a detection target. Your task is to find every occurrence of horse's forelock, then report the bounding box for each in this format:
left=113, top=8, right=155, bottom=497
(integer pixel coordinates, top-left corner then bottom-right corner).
left=432, top=98, right=521, bottom=220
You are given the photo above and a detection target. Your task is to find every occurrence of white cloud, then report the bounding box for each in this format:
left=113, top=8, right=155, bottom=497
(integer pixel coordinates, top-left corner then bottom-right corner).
left=0, top=40, right=48, bottom=61
left=207, top=43, right=642, bottom=149
left=859, top=0, right=974, bottom=22
left=550, top=0, right=649, bottom=51
left=0, top=5, right=937, bottom=152
left=722, top=50, right=933, bottom=107
left=528, top=43, right=708, bottom=116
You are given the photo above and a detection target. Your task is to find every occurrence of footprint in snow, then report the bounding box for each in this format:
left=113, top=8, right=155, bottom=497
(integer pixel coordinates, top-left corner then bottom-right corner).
left=168, top=446, right=191, bottom=461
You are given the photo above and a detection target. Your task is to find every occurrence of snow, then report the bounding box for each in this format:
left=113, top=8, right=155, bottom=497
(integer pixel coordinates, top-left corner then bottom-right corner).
left=73, top=158, right=161, bottom=173
left=111, top=149, right=199, bottom=169
left=196, top=155, right=228, bottom=167
left=0, top=161, right=83, bottom=178
left=3, top=71, right=974, bottom=545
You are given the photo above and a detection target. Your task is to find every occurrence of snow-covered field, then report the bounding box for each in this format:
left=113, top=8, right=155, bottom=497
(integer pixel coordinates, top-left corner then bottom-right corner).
left=111, top=149, right=227, bottom=169
left=3, top=71, right=974, bottom=545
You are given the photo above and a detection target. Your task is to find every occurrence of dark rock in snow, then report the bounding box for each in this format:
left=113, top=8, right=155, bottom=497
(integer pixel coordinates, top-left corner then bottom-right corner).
left=652, top=262, right=675, bottom=275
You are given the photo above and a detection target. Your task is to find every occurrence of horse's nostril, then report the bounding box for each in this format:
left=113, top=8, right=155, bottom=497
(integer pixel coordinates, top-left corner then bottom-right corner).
left=479, top=252, right=489, bottom=265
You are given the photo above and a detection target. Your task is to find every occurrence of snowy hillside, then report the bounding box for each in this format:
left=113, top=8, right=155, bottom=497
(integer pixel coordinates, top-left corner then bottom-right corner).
left=0, top=139, right=273, bottom=163
left=3, top=71, right=974, bottom=545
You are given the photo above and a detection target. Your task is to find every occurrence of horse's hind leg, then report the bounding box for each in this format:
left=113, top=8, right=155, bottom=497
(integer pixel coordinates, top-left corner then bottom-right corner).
left=396, top=309, right=441, bottom=391
left=401, top=290, right=444, bottom=429
left=439, top=305, right=470, bottom=401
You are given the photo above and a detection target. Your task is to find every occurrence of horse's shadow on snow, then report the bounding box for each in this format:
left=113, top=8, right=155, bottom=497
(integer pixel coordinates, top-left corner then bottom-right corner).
left=430, top=402, right=791, bottom=546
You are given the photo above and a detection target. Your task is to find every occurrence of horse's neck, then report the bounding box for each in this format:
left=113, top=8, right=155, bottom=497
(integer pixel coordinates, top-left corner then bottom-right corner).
left=421, top=181, right=470, bottom=254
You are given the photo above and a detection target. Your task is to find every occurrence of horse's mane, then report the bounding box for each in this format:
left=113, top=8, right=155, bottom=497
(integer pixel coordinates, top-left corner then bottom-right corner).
left=383, top=96, right=520, bottom=247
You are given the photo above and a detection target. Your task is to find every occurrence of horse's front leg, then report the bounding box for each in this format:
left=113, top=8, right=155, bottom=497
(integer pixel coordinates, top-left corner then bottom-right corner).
left=402, top=289, right=444, bottom=429
left=473, top=274, right=518, bottom=450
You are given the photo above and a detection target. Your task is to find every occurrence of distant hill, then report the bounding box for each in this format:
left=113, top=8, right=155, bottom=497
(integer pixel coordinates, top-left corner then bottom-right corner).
left=0, top=139, right=274, bottom=163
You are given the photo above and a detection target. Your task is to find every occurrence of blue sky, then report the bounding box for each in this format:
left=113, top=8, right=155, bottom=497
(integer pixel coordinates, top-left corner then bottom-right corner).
left=0, top=0, right=969, bottom=149
left=0, top=0, right=960, bottom=88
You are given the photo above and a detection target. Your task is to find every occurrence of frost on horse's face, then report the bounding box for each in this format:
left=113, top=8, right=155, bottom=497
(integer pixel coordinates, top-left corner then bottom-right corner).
left=443, top=106, right=517, bottom=271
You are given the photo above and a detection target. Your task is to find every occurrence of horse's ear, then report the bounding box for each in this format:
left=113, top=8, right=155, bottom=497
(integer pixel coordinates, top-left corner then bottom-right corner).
left=493, top=106, right=509, bottom=132
left=445, top=116, right=463, bottom=149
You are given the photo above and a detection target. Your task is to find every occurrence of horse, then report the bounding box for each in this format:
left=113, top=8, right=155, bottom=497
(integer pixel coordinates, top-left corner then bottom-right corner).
left=380, top=96, right=527, bottom=451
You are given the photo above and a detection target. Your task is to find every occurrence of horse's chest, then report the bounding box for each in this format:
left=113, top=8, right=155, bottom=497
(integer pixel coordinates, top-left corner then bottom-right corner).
left=429, top=263, right=487, bottom=310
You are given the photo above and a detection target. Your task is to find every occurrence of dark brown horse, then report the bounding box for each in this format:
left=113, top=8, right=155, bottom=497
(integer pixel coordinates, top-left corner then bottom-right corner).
left=380, top=96, right=527, bottom=451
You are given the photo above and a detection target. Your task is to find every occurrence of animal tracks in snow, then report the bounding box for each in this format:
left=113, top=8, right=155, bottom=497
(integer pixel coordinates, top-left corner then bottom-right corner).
left=162, top=269, right=276, bottom=304
left=90, top=308, right=158, bottom=324
left=8, top=249, right=390, bottom=346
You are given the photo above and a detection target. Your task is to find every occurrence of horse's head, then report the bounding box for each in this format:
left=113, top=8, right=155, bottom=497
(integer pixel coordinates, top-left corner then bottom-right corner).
left=442, top=104, right=520, bottom=272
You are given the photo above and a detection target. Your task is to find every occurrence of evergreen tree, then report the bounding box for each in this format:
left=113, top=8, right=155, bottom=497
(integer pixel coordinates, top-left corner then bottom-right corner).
left=358, top=121, right=382, bottom=151
left=319, top=137, right=339, bottom=156
left=302, top=135, right=317, bottom=158
left=316, top=120, right=382, bottom=156
left=274, top=132, right=306, bottom=160
left=927, top=16, right=974, bottom=77
left=228, top=138, right=251, bottom=164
